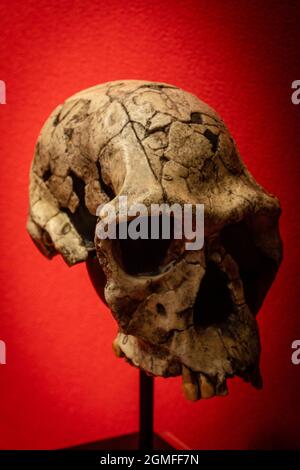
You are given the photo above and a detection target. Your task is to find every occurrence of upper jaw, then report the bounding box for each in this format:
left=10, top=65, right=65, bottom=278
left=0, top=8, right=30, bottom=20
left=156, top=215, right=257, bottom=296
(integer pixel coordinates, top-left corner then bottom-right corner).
left=114, top=301, right=261, bottom=401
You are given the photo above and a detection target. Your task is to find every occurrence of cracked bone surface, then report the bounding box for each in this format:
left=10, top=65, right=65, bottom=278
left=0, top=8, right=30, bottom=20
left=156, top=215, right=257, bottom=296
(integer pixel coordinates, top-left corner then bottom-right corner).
left=27, top=80, right=282, bottom=401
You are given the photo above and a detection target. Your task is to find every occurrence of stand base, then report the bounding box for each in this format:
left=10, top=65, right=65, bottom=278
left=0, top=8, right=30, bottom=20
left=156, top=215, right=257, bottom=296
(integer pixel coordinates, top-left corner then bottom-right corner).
left=71, top=432, right=175, bottom=450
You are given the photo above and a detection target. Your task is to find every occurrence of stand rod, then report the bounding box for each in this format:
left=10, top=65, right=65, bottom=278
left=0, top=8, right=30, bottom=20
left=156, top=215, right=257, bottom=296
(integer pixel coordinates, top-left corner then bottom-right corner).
left=139, top=370, right=154, bottom=450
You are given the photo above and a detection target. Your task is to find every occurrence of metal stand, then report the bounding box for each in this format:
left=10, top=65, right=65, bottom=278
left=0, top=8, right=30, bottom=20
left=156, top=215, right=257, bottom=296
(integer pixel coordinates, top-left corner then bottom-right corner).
left=139, top=371, right=154, bottom=450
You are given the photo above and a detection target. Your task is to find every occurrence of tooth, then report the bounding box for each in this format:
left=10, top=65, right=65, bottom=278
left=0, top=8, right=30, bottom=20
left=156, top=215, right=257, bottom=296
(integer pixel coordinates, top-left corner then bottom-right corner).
left=182, top=365, right=199, bottom=401
left=216, top=379, right=228, bottom=397
left=112, top=338, right=124, bottom=358
left=198, top=373, right=215, bottom=399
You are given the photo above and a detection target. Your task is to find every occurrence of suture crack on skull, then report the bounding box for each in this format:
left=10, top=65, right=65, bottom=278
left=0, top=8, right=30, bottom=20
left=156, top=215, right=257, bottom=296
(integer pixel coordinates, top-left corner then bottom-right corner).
left=27, top=80, right=282, bottom=401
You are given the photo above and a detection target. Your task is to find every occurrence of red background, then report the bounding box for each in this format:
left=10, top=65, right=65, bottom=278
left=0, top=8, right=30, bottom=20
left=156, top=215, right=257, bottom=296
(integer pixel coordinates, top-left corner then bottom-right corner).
left=0, top=0, right=299, bottom=450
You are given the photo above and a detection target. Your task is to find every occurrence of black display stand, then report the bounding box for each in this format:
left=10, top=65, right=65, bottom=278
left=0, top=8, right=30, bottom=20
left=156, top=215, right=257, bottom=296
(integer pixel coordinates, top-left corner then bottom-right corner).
left=71, top=370, right=174, bottom=450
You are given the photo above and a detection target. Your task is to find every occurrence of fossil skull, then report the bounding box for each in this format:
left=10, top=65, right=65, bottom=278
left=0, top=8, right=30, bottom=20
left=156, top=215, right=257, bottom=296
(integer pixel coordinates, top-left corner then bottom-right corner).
left=27, top=80, right=282, bottom=401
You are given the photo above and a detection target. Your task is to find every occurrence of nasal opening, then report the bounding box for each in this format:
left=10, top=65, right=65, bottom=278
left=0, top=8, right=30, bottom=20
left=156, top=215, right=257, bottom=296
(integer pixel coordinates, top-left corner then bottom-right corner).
left=112, top=215, right=176, bottom=276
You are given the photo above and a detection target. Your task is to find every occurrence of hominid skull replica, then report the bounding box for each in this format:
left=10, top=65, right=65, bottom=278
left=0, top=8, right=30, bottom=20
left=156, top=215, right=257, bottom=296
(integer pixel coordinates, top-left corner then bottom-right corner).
left=27, top=80, right=282, bottom=401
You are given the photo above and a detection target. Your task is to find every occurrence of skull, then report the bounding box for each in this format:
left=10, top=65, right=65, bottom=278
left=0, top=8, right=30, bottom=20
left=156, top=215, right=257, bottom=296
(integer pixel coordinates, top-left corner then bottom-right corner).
left=27, top=80, right=282, bottom=401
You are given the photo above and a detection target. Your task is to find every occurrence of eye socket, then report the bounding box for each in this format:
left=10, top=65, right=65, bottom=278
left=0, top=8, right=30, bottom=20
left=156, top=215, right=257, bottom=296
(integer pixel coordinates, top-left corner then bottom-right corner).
left=112, top=215, right=179, bottom=276
left=61, top=172, right=97, bottom=245
left=220, top=219, right=278, bottom=314
left=193, top=261, right=233, bottom=327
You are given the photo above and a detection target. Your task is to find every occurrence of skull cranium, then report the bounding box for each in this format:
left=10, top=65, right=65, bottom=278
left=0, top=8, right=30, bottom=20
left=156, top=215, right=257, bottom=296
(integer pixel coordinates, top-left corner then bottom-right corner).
left=27, top=80, right=282, bottom=401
